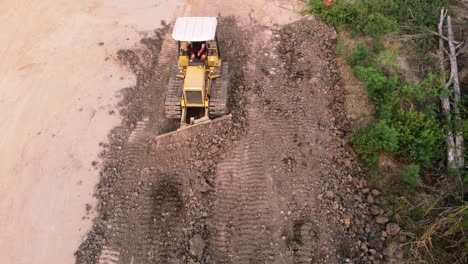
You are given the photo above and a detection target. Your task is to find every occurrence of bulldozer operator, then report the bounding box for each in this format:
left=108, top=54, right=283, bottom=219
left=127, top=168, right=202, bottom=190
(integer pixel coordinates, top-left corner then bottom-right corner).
left=189, top=41, right=206, bottom=62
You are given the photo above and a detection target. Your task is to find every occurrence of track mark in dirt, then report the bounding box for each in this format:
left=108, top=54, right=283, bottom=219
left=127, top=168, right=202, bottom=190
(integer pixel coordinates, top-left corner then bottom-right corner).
left=127, top=117, right=149, bottom=143
left=212, top=114, right=273, bottom=263
left=209, top=17, right=356, bottom=263
left=124, top=174, right=187, bottom=263
left=97, top=247, right=120, bottom=264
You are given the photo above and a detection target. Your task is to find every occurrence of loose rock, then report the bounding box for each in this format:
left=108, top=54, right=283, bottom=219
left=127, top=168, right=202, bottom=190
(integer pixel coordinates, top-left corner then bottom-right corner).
left=375, top=216, right=389, bottom=225
left=189, top=234, right=205, bottom=259
left=386, top=223, right=401, bottom=236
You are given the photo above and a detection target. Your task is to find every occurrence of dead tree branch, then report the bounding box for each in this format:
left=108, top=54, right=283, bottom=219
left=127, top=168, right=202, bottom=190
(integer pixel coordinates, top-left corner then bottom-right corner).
left=438, top=9, right=457, bottom=168
left=447, top=15, right=464, bottom=168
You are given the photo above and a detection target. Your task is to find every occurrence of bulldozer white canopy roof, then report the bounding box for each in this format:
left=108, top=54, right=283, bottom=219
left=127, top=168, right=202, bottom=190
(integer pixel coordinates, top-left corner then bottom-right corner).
left=172, top=17, right=217, bottom=41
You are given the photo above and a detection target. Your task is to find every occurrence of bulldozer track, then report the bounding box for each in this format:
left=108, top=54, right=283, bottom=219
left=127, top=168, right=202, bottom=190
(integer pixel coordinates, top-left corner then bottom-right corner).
left=161, top=29, right=184, bottom=121
left=209, top=62, right=229, bottom=117
left=164, top=64, right=183, bottom=119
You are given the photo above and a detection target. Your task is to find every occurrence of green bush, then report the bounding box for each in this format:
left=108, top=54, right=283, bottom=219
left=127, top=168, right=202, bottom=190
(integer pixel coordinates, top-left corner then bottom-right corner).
left=390, top=109, right=445, bottom=167
left=308, top=0, right=362, bottom=29
left=373, top=36, right=385, bottom=53
left=401, top=83, right=427, bottom=102
left=402, top=163, right=420, bottom=187
left=307, top=0, right=451, bottom=69
left=354, top=66, right=398, bottom=98
left=423, top=103, right=438, bottom=120
left=363, top=0, right=451, bottom=30
left=308, top=1, right=396, bottom=36
left=363, top=13, right=398, bottom=36
left=308, top=0, right=450, bottom=36
left=375, top=44, right=399, bottom=71
left=345, top=43, right=374, bottom=66
left=375, top=90, right=399, bottom=120
left=352, top=120, right=399, bottom=166
left=402, top=74, right=442, bottom=103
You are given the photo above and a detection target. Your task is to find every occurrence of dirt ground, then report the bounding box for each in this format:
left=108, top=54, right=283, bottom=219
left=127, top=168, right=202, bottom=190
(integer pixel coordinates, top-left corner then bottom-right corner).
left=1, top=0, right=382, bottom=264
left=0, top=1, right=179, bottom=263
left=75, top=1, right=379, bottom=263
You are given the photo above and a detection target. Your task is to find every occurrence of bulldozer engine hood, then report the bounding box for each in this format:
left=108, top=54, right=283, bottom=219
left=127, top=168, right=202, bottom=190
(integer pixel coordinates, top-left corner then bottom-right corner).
left=184, top=66, right=205, bottom=90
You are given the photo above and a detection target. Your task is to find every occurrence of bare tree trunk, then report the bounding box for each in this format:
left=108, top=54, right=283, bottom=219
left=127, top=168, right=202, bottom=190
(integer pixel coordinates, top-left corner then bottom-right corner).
left=447, top=16, right=464, bottom=168
left=438, top=9, right=457, bottom=167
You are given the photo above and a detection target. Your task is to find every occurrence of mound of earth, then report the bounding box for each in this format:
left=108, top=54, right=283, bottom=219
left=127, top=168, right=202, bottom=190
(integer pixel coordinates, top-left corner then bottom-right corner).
left=76, top=17, right=387, bottom=264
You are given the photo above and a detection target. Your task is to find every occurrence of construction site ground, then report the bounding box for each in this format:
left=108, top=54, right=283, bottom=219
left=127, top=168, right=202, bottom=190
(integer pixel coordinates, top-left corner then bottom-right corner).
left=1, top=1, right=377, bottom=264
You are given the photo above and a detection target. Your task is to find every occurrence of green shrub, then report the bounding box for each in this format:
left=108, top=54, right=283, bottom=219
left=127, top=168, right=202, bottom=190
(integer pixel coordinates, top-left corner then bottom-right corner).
left=375, top=90, right=399, bottom=120
left=352, top=120, right=399, bottom=166
left=307, top=0, right=359, bottom=28
left=423, top=103, right=438, bottom=120
left=402, top=74, right=442, bottom=103
left=390, top=109, right=445, bottom=167
left=403, top=163, right=420, bottom=187
left=308, top=0, right=450, bottom=35
left=401, top=83, right=427, bottom=102
left=308, top=1, right=393, bottom=36
left=345, top=43, right=374, bottom=66
left=373, top=36, right=385, bottom=53
left=354, top=66, right=398, bottom=99
left=375, top=44, right=399, bottom=72
left=307, top=0, right=452, bottom=69
left=363, top=13, right=398, bottom=36
left=363, top=0, right=451, bottom=30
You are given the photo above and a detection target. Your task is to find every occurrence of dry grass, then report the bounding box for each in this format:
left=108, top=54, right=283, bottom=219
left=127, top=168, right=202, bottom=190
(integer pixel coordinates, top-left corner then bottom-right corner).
left=403, top=194, right=467, bottom=264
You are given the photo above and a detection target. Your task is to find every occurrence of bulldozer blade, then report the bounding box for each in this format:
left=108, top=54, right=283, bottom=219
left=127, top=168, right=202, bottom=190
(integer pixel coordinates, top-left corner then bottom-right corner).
left=155, top=114, right=232, bottom=143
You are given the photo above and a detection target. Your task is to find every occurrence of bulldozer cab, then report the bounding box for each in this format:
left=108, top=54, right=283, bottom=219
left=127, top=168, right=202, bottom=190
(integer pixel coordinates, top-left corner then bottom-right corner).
left=164, top=17, right=228, bottom=130
left=172, top=17, right=221, bottom=67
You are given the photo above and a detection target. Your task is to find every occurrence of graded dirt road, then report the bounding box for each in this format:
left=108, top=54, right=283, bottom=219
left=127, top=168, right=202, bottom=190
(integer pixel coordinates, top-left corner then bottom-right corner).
left=0, top=1, right=179, bottom=263
left=75, top=1, right=369, bottom=264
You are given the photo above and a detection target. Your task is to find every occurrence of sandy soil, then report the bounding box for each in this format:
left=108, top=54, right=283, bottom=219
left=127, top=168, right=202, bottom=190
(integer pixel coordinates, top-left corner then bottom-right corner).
left=0, top=1, right=179, bottom=263
left=181, top=0, right=302, bottom=26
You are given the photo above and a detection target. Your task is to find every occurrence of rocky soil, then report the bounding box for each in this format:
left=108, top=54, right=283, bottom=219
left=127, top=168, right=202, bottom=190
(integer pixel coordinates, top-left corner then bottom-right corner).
left=75, top=17, right=404, bottom=264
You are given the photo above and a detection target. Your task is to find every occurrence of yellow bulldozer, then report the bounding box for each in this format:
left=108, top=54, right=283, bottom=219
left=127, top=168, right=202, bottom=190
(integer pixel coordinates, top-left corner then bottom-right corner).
left=164, top=17, right=229, bottom=129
